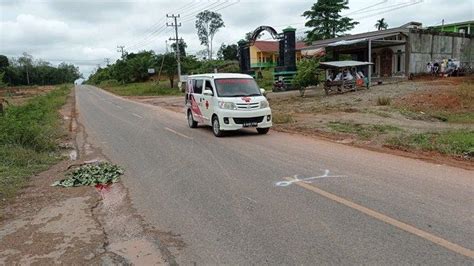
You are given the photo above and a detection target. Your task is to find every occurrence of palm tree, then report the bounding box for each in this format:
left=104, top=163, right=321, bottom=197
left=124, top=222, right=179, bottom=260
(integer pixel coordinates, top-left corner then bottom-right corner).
left=375, top=18, right=388, bottom=30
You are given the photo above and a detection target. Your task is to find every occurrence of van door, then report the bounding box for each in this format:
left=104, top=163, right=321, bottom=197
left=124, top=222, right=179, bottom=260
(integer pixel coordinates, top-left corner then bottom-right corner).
left=190, top=79, right=204, bottom=123
left=200, top=79, right=215, bottom=123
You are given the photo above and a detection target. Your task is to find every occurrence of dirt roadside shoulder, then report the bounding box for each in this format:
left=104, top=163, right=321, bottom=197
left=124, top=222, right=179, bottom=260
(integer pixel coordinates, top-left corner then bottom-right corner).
left=0, top=87, right=173, bottom=265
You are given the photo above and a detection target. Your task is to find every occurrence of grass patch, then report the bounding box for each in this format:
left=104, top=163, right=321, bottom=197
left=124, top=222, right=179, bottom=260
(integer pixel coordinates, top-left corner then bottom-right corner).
left=387, top=130, right=474, bottom=156
left=273, top=113, right=294, bottom=124
left=430, top=112, right=474, bottom=123
left=377, top=96, right=391, bottom=106
left=457, top=82, right=474, bottom=108
left=102, top=82, right=183, bottom=96
left=328, top=122, right=401, bottom=139
left=0, top=85, right=69, bottom=199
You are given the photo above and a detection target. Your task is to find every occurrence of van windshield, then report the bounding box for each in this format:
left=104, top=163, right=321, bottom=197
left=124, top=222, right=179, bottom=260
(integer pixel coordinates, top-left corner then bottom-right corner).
left=214, top=78, right=261, bottom=97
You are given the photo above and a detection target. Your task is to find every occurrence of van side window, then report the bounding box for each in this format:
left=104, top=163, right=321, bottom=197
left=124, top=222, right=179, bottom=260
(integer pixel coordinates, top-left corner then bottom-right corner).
left=194, top=79, right=203, bottom=94
left=204, top=80, right=213, bottom=94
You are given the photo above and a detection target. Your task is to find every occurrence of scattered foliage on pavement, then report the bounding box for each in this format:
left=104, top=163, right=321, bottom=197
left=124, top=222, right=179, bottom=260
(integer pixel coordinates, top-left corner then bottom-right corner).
left=52, top=162, right=124, bottom=187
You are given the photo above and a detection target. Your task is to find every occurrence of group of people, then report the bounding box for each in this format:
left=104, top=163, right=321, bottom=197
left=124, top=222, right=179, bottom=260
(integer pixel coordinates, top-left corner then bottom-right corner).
left=326, top=68, right=365, bottom=82
left=426, top=59, right=460, bottom=76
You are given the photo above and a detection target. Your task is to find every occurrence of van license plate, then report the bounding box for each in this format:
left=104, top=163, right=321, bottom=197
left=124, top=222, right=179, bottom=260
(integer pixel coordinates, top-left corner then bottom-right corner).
left=243, top=122, right=258, bottom=127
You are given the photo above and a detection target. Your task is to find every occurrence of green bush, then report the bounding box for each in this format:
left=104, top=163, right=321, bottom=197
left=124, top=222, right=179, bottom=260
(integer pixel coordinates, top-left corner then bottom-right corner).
left=293, top=58, right=320, bottom=97
left=103, top=82, right=183, bottom=97
left=99, top=79, right=120, bottom=87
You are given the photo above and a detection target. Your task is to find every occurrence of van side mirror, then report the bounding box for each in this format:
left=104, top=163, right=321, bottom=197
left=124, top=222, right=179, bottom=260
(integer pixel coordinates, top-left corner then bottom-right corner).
left=203, top=89, right=213, bottom=96
left=260, top=88, right=266, bottom=96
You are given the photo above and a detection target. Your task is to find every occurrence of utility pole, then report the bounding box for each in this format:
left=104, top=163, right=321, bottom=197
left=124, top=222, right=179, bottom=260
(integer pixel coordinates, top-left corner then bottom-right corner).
left=167, top=14, right=182, bottom=84
left=104, top=58, right=110, bottom=66
left=117, top=45, right=125, bottom=58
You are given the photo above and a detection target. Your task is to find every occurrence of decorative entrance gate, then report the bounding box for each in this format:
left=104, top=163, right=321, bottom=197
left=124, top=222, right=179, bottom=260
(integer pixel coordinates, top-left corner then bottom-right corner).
left=238, top=26, right=297, bottom=91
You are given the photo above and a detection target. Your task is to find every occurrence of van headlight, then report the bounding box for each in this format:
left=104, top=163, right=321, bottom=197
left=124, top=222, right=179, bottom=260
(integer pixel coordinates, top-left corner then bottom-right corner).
left=218, top=101, right=236, bottom=110
left=260, top=100, right=269, bottom=109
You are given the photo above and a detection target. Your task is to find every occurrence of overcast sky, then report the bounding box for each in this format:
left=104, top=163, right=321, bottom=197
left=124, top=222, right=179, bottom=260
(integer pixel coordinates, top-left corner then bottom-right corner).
left=1, top=0, right=472, bottom=77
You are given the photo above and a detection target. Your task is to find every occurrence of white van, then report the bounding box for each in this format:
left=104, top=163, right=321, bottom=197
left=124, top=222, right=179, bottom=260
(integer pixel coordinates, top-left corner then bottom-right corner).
left=185, top=73, right=272, bottom=137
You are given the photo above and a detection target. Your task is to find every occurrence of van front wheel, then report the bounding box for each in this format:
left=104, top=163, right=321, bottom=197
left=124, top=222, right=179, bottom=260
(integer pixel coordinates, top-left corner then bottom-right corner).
left=212, top=116, right=224, bottom=137
left=257, top=128, right=270, bottom=134
left=187, top=110, right=197, bottom=128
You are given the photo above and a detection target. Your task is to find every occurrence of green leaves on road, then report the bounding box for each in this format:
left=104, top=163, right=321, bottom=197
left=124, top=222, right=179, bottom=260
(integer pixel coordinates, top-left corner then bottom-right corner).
left=52, top=162, right=124, bottom=187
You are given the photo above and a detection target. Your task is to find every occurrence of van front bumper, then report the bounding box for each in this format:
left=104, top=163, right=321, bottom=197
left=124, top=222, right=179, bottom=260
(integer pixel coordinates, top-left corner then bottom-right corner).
left=217, top=108, right=272, bottom=131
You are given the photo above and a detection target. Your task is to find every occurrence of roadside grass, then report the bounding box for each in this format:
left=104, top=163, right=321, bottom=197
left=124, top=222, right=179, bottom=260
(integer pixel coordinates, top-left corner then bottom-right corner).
left=397, top=108, right=474, bottom=124
left=328, top=121, right=401, bottom=139
left=395, top=81, right=474, bottom=123
left=0, top=85, right=70, bottom=199
left=387, top=130, right=474, bottom=157
left=376, top=96, right=391, bottom=106
left=102, top=81, right=183, bottom=97
left=272, top=112, right=295, bottom=124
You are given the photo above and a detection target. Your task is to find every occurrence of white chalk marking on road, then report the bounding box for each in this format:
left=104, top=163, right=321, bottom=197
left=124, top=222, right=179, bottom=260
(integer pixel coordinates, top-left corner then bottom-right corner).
left=115, top=105, right=123, bottom=109
left=243, top=197, right=257, bottom=204
left=285, top=176, right=474, bottom=259
left=132, top=113, right=143, bottom=119
left=275, top=170, right=346, bottom=187
left=164, top=127, right=193, bottom=140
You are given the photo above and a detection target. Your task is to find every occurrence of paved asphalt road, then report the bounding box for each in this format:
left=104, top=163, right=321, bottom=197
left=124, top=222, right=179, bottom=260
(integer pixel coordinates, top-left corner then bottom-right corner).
left=76, top=85, right=473, bottom=264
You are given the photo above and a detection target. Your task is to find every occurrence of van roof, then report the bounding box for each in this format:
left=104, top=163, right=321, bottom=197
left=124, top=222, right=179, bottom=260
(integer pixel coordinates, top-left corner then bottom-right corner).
left=188, top=73, right=253, bottom=79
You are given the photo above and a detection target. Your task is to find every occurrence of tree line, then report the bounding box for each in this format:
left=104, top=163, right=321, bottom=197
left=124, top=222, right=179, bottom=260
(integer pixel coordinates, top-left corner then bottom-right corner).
left=0, top=53, right=81, bottom=87
left=86, top=50, right=240, bottom=88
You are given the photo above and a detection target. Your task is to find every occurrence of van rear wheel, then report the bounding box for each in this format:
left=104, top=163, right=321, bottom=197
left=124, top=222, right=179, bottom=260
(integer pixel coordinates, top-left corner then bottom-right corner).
left=257, top=128, right=270, bottom=134
left=212, top=116, right=224, bottom=137
left=187, top=110, right=197, bottom=128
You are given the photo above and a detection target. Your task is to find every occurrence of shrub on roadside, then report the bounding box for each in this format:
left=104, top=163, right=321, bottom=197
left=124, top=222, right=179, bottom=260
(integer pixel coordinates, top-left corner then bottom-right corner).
left=273, top=113, right=294, bottom=124
left=293, top=58, right=320, bottom=97
left=377, top=96, right=391, bottom=106
left=99, top=79, right=120, bottom=87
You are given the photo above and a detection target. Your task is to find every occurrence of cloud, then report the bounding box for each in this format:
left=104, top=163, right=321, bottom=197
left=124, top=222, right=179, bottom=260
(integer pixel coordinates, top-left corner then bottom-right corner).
left=1, top=14, right=69, bottom=44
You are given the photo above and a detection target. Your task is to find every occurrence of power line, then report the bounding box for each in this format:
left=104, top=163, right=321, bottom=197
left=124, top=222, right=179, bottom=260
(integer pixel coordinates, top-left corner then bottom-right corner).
left=128, top=28, right=173, bottom=52
left=353, top=0, right=423, bottom=20
left=128, top=0, right=232, bottom=53
left=180, top=0, right=239, bottom=24
left=180, top=0, right=226, bottom=21
left=126, top=25, right=168, bottom=51
left=122, top=1, right=196, bottom=50
left=343, top=0, right=388, bottom=16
